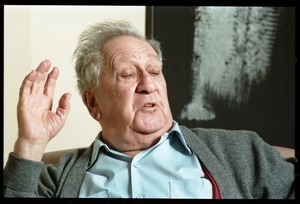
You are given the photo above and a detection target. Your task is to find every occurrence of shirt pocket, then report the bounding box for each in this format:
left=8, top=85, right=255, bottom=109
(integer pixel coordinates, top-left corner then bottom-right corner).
left=169, top=178, right=213, bottom=199
left=87, top=189, right=111, bottom=198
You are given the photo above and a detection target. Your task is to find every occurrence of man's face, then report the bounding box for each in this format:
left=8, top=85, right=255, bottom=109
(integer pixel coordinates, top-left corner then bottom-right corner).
left=91, top=36, right=173, bottom=152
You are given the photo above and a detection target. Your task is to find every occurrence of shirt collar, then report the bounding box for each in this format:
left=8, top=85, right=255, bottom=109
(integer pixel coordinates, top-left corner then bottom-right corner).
left=88, top=120, right=191, bottom=168
left=167, top=120, right=192, bottom=154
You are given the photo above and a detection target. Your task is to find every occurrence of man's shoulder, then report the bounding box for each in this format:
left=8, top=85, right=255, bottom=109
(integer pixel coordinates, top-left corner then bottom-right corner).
left=179, top=125, right=260, bottom=142
left=179, top=125, right=264, bottom=156
left=178, top=125, right=270, bottom=167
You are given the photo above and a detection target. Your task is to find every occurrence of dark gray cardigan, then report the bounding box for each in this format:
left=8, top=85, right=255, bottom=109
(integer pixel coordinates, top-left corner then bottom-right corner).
left=4, top=126, right=296, bottom=199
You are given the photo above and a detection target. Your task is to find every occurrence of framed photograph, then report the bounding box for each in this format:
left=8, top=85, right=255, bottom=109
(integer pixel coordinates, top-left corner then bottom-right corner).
left=146, top=6, right=295, bottom=148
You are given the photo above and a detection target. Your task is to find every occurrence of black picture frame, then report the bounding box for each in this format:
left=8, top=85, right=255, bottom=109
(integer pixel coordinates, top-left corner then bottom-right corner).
left=146, top=6, right=295, bottom=148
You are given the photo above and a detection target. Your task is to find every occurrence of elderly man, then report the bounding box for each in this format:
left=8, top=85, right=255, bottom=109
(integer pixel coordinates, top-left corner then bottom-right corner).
left=4, top=20, right=296, bottom=198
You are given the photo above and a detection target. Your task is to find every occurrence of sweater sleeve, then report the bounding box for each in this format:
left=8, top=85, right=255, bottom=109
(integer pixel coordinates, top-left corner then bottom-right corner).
left=4, top=146, right=91, bottom=198
left=245, top=133, right=296, bottom=199
left=199, top=129, right=296, bottom=199
left=182, top=126, right=297, bottom=199
left=3, top=153, right=44, bottom=197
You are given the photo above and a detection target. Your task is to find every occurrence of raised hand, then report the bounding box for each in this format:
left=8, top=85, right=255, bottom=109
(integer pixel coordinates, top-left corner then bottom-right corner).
left=14, top=60, right=71, bottom=161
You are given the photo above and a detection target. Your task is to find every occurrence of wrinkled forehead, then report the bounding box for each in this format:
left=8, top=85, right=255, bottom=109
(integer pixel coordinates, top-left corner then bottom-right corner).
left=116, top=53, right=159, bottom=64
left=102, top=36, right=160, bottom=67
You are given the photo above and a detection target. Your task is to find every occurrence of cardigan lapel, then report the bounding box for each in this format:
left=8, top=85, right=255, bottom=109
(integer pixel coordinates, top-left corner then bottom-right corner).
left=179, top=125, right=241, bottom=199
left=59, top=144, right=93, bottom=197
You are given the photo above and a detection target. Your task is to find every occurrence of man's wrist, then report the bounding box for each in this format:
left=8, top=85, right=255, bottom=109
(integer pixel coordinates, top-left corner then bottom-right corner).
left=13, top=138, right=47, bottom=161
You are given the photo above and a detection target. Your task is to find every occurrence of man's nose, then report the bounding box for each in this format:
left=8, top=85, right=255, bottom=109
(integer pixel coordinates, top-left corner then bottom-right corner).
left=136, top=72, right=156, bottom=94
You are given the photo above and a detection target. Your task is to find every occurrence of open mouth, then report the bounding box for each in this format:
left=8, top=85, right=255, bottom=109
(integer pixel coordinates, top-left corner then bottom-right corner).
left=144, top=103, right=155, bottom=108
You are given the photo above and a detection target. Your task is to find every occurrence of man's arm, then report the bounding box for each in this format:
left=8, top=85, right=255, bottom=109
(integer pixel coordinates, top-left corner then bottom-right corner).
left=14, top=59, right=71, bottom=161
left=4, top=153, right=45, bottom=197
left=4, top=60, right=71, bottom=197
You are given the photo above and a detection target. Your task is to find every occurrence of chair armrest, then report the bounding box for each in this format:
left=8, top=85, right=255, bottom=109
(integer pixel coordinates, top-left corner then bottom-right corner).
left=272, top=145, right=295, bottom=158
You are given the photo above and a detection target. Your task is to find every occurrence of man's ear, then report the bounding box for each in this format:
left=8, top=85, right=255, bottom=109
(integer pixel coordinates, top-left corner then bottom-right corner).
left=82, top=89, right=101, bottom=121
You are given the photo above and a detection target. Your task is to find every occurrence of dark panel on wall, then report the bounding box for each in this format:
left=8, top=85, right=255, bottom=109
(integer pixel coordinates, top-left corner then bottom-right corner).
left=146, top=6, right=295, bottom=148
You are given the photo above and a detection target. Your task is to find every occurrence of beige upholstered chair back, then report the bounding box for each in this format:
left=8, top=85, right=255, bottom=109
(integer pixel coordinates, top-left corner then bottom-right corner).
left=42, top=146, right=295, bottom=164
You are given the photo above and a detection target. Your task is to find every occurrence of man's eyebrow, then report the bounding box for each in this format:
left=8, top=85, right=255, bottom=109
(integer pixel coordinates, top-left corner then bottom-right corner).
left=148, top=54, right=159, bottom=60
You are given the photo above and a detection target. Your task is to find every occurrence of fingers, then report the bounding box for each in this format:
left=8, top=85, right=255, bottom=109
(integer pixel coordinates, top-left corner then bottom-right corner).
left=19, top=70, right=37, bottom=98
left=19, top=60, right=59, bottom=98
left=36, top=59, right=52, bottom=74
left=31, top=60, right=52, bottom=94
left=44, top=67, right=59, bottom=98
left=56, top=93, right=72, bottom=121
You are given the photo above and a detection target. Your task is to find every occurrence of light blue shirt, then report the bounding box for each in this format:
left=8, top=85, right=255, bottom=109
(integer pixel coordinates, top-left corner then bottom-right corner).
left=79, top=121, right=212, bottom=198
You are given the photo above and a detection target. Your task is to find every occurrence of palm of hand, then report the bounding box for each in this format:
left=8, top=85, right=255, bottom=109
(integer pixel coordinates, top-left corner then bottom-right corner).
left=17, top=60, right=71, bottom=144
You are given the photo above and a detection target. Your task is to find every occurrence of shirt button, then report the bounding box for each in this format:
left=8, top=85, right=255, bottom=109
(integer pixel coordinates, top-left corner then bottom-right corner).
left=136, top=194, right=144, bottom=198
left=133, top=162, right=140, bottom=168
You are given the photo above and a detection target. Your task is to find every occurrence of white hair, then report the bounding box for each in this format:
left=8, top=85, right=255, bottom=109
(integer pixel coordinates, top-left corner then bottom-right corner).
left=73, top=20, right=163, bottom=94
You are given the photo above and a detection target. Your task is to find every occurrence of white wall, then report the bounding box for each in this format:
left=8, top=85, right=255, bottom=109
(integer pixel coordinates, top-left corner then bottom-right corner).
left=4, top=5, right=146, bottom=165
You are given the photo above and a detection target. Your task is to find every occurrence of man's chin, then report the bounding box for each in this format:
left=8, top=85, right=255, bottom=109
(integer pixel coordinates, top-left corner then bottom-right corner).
left=131, top=118, right=172, bottom=135
left=132, top=124, right=164, bottom=135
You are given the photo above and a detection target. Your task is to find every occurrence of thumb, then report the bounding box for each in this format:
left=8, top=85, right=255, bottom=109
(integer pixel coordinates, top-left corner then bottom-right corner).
left=56, top=93, right=72, bottom=120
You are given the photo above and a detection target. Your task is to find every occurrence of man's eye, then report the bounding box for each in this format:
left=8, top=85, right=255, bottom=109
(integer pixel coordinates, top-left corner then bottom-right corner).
left=121, top=72, right=135, bottom=78
left=149, top=70, right=161, bottom=76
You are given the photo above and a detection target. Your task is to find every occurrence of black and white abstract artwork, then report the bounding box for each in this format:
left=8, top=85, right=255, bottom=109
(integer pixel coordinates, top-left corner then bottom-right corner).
left=146, top=6, right=295, bottom=148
